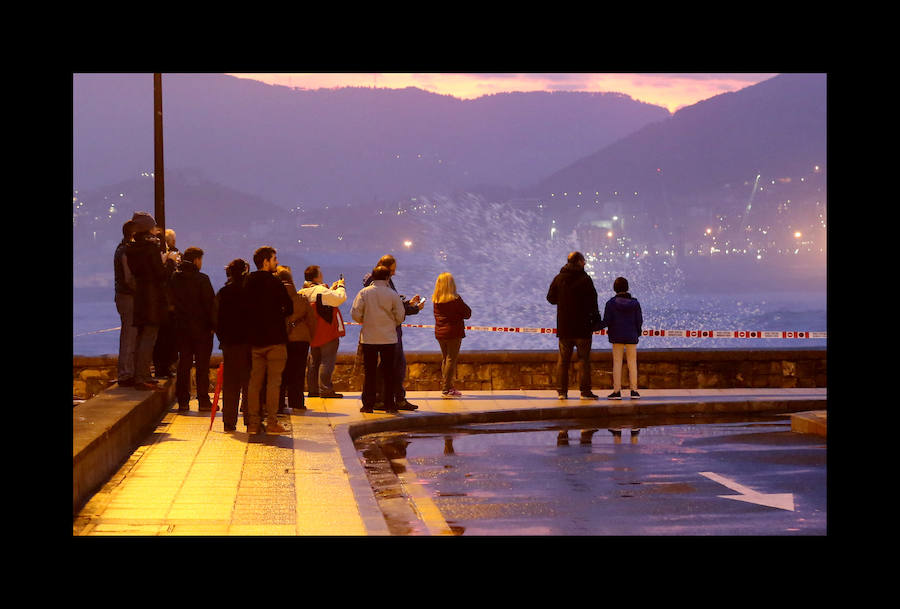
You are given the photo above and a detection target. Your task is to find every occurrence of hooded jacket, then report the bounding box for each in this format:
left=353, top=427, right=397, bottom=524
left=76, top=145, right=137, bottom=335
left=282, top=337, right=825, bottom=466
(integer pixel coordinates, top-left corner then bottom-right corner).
left=170, top=260, right=216, bottom=338
left=546, top=262, right=600, bottom=339
left=602, top=292, right=643, bottom=344
left=125, top=236, right=168, bottom=326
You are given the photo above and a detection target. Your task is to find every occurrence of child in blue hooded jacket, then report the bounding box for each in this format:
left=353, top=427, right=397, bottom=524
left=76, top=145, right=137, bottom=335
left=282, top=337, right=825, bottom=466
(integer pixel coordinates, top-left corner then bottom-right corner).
left=602, top=277, right=643, bottom=399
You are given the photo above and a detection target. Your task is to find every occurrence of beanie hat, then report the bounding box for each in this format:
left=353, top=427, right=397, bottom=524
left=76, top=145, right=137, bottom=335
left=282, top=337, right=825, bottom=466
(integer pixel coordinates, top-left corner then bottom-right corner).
left=131, top=211, right=157, bottom=232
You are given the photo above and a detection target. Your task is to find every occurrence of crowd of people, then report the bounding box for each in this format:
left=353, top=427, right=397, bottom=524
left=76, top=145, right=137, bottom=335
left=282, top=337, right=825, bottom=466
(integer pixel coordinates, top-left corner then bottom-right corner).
left=113, top=211, right=644, bottom=435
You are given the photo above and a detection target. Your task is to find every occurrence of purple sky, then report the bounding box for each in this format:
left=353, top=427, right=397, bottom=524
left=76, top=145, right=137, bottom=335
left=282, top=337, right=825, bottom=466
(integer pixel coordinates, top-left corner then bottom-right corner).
left=227, top=73, right=780, bottom=113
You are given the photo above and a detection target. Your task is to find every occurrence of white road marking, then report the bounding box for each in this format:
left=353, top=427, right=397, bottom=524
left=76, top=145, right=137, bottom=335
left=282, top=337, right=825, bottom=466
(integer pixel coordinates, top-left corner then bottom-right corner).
left=699, top=471, right=795, bottom=512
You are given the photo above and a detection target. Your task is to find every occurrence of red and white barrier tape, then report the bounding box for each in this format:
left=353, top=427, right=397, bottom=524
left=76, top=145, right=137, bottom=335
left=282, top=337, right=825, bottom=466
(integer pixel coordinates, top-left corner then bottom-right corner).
left=76, top=323, right=825, bottom=339
left=343, top=322, right=826, bottom=339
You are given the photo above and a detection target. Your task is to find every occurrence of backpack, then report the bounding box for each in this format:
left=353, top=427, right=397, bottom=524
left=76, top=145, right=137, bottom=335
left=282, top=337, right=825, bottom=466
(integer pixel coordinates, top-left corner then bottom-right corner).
left=310, top=293, right=345, bottom=347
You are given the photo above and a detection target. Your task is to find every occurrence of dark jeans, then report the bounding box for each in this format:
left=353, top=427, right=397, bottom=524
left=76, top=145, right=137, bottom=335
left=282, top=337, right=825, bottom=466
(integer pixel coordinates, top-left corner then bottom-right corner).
left=221, top=343, right=250, bottom=429
left=134, top=324, right=159, bottom=384
left=280, top=341, right=309, bottom=410
left=115, top=293, right=137, bottom=383
left=557, top=336, right=592, bottom=394
left=362, top=343, right=396, bottom=411
left=153, top=317, right=177, bottom=376
left=375, top=328, right=407, bottom=402
left=176, top=331, right=214, bottom=408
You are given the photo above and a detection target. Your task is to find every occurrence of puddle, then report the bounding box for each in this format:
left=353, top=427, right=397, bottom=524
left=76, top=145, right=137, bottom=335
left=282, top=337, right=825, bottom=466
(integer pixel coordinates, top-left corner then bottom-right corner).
left=354, top=412, right=826, bottom=535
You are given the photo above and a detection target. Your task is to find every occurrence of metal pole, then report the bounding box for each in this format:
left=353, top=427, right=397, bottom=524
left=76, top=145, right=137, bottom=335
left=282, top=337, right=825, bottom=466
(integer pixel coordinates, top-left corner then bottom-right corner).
left=153, top=73, right=166, bottom=251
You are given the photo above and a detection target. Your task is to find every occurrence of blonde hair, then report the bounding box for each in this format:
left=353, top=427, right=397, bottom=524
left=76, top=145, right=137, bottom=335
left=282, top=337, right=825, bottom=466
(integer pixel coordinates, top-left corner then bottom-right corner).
left=432, top=272, right=458, bottom=304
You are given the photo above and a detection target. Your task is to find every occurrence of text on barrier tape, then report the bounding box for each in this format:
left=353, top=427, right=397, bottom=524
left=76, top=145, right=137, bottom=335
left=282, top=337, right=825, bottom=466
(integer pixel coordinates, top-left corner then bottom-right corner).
left=341, top=322, right=826, bottom=339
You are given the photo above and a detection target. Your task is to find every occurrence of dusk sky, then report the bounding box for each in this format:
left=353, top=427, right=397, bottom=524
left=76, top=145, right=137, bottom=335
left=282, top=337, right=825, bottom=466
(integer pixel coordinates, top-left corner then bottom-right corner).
left=227, top=73, right=780, bottom=113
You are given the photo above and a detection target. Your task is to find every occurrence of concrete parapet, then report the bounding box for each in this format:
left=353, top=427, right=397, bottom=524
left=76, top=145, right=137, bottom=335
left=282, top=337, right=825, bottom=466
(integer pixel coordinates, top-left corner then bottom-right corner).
left=74, top=347, right=827, bottom=400
left=330, top=347, right=826, bottom=392
left=73, top=381, right=175, bottom=514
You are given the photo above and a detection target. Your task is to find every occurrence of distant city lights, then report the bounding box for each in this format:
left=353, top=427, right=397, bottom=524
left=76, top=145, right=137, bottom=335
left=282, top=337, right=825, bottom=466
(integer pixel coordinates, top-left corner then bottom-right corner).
left=74, top=164, right=824, bottom=266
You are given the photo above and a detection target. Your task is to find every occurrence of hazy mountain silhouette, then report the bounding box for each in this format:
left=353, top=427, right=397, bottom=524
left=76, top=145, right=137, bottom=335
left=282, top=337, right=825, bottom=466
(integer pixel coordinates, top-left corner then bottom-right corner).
left=73, top=167, right=288, bottom=235
left=525, top=73, right=826, bottom=227
left=73, top=73, right=671, bottom=209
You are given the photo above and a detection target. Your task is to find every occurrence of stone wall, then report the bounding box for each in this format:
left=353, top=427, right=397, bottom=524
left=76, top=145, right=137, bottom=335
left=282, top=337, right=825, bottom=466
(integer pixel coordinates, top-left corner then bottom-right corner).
left=74, top=347, right=826, bottom=400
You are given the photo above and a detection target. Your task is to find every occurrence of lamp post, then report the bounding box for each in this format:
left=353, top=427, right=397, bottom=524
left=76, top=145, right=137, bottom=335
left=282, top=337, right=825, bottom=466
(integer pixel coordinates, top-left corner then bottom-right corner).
left=153, top=73, right=166, bottom=252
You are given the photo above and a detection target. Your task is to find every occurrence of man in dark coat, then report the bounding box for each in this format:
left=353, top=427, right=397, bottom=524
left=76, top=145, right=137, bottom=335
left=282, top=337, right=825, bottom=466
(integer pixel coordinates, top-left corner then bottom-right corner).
left=546, top=251, right=601, bottom=400
left=114, top=220, right=138, bottom=387
left=215, top=258, right=251, bottom=432
left=170, top=247, right=217, bottom=412
left=244, top=246, right=293, bottom=434
left=125, top=211, right=168, bottom=391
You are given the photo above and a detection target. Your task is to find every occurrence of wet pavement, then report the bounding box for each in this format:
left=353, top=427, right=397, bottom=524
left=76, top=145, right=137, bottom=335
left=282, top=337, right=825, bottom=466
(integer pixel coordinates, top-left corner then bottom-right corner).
left=72, top=388, right=826, bottom=536
left=357, top=415, right=826, bottom=535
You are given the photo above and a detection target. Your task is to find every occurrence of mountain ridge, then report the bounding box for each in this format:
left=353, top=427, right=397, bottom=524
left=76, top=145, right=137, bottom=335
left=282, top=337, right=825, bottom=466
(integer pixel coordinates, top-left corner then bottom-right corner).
left=73, top=73, right=672, bottom=208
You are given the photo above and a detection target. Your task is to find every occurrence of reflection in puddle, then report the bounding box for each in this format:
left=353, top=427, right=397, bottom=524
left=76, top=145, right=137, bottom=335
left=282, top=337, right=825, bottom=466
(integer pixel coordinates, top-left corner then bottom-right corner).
left=354, top=412, right=824, bottom=536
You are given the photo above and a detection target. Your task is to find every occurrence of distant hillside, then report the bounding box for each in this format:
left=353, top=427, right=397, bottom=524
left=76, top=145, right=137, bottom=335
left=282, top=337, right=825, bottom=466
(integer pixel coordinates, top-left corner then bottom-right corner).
left=72, top=169, right=293, bottom=287
left=73, top=74, right=671, bottom=208
left=73, top=168, right=289, bottom=235
left=525, top=73, right=826, bottom=227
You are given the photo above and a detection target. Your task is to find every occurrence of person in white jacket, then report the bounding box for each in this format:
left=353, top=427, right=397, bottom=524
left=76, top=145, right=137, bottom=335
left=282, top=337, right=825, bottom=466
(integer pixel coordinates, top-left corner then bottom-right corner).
left=299, top=265, right=347, bottom=398
left=351, top=265, right=406, bottom=413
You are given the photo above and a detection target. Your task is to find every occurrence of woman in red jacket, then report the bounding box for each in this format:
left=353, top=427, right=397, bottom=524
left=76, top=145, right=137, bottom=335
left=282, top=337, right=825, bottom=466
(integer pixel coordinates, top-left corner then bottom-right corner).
left=432, top=272, right=472, bottom=398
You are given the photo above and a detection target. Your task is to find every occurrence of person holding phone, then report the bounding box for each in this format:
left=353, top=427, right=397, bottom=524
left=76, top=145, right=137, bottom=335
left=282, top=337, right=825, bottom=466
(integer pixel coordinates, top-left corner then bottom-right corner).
left=299, top=265, right=347, bottom=399
left=432, top=272, right=471, bottom=398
